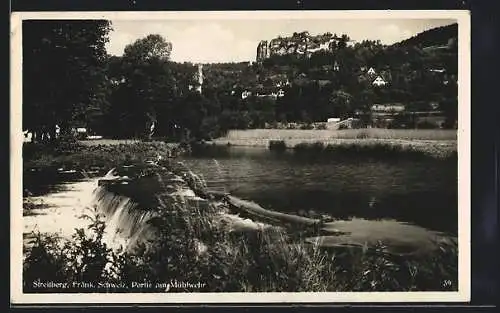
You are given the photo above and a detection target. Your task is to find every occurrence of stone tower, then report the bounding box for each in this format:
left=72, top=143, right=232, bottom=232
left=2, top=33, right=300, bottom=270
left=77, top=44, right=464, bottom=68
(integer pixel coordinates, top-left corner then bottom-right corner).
left=195, top=63, right=203, bottom=94
left=256, top=40, right=269, bottom=63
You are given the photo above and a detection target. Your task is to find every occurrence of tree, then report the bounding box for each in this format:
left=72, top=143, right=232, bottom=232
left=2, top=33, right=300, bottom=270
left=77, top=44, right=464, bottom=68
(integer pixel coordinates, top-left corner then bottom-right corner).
left=337, top=34, right=350, bottom=49
left=175, top=92, right=209, bottom=139
left=123, top=34, right=172, bottom=62
left=329, top=90, right=353, bottom=119
left=23, top=20, right=112, bottom=141
left=107, top=34, right=176, bottom=138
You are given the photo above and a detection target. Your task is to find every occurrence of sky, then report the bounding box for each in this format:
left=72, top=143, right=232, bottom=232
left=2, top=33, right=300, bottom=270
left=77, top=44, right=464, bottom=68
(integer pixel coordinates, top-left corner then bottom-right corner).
left=106, top=17, right=456, bottom=63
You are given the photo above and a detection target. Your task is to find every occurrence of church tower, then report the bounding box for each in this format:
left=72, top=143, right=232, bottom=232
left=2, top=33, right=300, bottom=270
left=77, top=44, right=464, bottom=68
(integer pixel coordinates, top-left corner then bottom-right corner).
left=195, top=64, right=203, bottom=94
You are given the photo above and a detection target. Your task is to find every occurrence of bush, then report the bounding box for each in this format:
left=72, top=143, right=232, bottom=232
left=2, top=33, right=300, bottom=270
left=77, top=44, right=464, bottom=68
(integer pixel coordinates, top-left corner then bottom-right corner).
left=291, top=141, right=456, bottom=161
left=294, top=142, right=325, bottom=155
left=316, top=123, right=327, bottom=130
left=23, top=206, right=127, bottom=293
left=416, top=121, right=439, bottom=129
left=268, top=140, right=287, bottom=152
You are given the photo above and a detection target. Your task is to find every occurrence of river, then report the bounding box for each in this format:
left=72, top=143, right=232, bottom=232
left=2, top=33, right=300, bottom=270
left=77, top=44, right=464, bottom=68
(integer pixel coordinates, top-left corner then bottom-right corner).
left=182, top=145, right=458, bottom=235
left=23, top=144, right=458, bottom=256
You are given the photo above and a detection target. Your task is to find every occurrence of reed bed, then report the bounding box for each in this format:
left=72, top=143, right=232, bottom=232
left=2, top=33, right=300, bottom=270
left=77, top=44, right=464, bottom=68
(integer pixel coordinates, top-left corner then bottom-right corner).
left=292, top=141, right=457, bottom=160
left=214, top=128, right=457, bottom=159
left=220, top=128, right=457, bottom=141
left=263, top=139, right=455, bottom=159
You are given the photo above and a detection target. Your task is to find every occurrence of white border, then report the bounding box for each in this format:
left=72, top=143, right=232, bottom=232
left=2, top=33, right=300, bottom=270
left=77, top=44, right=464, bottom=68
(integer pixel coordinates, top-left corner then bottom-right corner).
left=10, top=10, right=471, bottom=305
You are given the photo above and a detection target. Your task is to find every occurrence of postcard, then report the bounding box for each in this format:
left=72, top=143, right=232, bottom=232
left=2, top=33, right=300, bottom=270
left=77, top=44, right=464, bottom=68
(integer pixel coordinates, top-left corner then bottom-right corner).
left=11, top=10, right=470, bottom=305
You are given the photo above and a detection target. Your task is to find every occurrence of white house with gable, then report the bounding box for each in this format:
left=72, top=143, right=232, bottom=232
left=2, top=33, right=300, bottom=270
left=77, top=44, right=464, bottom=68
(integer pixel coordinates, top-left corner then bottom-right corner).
left=372, top=75, right=387, bottom=87
left=367, top=67, right=376, bottom=75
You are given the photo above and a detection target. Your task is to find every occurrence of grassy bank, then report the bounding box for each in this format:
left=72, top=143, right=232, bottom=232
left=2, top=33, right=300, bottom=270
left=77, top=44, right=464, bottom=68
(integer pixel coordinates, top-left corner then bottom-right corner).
left=218, top=128, right=457, bottom=141
left=23, top=139, right=181, bottom=175
left=22, top=143, right=458, bottom=292
left=212, top=129, right=457, bottom=159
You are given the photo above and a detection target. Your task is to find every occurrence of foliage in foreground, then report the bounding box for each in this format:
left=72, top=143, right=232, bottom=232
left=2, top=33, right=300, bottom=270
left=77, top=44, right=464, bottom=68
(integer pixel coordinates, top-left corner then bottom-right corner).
left=23, top=163, right=458, bottom=293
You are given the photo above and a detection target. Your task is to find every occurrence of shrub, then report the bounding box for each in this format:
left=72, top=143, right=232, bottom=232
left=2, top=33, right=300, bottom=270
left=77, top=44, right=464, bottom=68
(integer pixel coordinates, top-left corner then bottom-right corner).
left=23, top=206, right=127, bottom=293
left=268, top=140, right=287, bottom=152
left=293, top=142, right=325, bottom=155
left=416, top=121, right=439, bottom=129
left=316, top=123, right=327, bottom=130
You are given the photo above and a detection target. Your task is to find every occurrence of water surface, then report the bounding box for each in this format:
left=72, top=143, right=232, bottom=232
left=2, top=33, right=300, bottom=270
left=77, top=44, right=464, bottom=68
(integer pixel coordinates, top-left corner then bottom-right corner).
left=182, top=145, right=458, bottom=235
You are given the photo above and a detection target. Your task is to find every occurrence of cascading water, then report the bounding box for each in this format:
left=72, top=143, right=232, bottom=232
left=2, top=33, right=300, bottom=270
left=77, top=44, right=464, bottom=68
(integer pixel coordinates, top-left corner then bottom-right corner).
left=90, top=186, right=148, bottom=251
left=23, top=166, right=158, bottom=253
left=87, top=167, right=161, bottom=252
left=24, top=161, right=273, bottom=257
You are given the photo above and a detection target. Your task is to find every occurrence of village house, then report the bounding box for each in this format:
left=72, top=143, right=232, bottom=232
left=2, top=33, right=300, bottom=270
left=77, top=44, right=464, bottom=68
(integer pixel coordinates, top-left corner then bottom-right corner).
left=367, top=67, right=376, bottom=75
left=370, top=103, right=405, bottom=128
left=327, top=117, right=341, bottom=123
left=358, top=66, right=391, bottom=87
left=274, top=76, right=290, bottom=88
left=372, top=75, right=387, bottom=87
left=371, top=103, right=406, bottom=113
left=325, top=117, right=362, bottom=130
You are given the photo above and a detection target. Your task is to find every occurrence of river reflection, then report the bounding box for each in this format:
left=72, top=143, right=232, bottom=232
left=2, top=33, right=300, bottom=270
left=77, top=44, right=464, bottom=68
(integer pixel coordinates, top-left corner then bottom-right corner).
left=182, top=145, right=458, bottom=235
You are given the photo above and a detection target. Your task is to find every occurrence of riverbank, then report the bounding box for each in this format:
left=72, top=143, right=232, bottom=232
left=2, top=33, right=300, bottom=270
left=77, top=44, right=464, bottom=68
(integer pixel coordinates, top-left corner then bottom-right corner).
left=217, top=128, right=458, bottom=141
left=212, top=138, right=457, bottom=159
left=23, top=140, right=181, bottom=176
left=209, top=128, right=457, bottom=159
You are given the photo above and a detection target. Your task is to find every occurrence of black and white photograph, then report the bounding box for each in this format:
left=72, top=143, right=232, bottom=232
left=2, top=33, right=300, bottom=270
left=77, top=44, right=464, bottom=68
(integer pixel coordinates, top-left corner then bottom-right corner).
left=11, top=10, right=470, bottom=304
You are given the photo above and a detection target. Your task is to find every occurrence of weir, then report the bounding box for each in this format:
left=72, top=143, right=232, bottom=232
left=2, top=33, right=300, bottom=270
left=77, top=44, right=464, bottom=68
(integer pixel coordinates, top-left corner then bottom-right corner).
left=225, top=195, right=322, bottom=228
left=90, top=186, right=157, bottom=250
left=88, top=162, right=267, bottom=251
left=88, top=160, right=320, bottom=252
